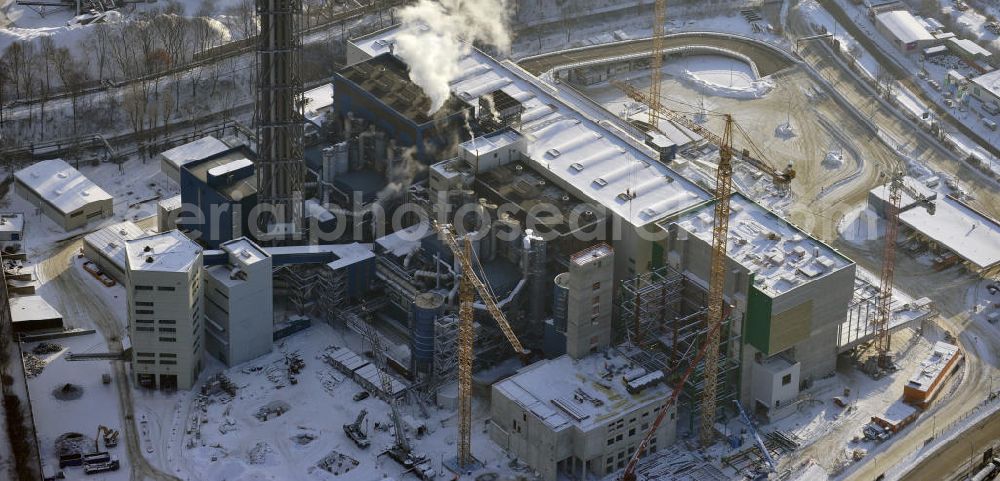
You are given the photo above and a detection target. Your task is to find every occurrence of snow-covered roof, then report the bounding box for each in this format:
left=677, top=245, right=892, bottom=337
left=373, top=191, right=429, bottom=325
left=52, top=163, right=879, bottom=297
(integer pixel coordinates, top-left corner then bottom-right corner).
left=221, top=238, right=269, bottom=266
left=84, top=221, right=146, bottom=272
left=948, top=38, right=992, bottom=58
left=374, top=221, right=430, bottom=258
left=870, top=179, right=1000, bottom=270
left=0, top=213, right=24, bottom=234
left=14, top=159, right=112, bottom=215
left=971, top=69, right=1000, bottom=99
left=349, top=28, right=711, bottom=227
left=303, top=83, right=334, bottom=115
left=158, top=194, right=182, bottom=212
left=875, top=10, right=934, bottom=45
left=159, top=136, right=230, bottom=171
left=906, top=341, right=960, bottom=394
left=9, top=295, right=62, bottom=323
left=125, top=230, right=202, bottom=273
left=493, top=353, right=671, bottom=433
left=877, top=399, right=918, bottom=426
left=670, top=193, right=853, bottom=296
left=304, top=199, right=336, bottom=223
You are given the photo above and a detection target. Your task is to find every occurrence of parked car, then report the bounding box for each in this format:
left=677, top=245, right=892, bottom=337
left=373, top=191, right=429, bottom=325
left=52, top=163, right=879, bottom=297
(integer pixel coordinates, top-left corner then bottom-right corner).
left=353, top=391, right=370, bottom=402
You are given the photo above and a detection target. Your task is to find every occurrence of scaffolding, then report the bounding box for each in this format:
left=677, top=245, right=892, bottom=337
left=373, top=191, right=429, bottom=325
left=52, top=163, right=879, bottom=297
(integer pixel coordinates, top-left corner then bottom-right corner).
left=273, top=264, right=347, bottom=319
left=617, top=265, right=741, bottom=434
left=433, top=314, right=459, bottom=385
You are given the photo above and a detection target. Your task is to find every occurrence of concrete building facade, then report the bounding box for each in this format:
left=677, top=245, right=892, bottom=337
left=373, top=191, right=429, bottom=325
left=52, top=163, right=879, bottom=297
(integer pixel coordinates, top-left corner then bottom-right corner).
left=203, top=238, right=274, bottom=367
left=491, top=354, right=676, bottom=481
left=125, top=230, right=205, bottom=390
left=563, top=244, right=614, bottom=359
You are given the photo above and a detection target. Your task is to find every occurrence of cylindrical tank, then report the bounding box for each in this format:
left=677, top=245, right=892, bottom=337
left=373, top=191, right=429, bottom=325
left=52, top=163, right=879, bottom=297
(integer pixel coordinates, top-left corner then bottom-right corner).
left=322, top=147, right=336, bottom=184
left=411, top=292, right=445, bottom=375
left=522, top=229, right=547, bottom=323
left=333, top=141, right=349, bottom=175
left=552, top=273, right=569, bottom=332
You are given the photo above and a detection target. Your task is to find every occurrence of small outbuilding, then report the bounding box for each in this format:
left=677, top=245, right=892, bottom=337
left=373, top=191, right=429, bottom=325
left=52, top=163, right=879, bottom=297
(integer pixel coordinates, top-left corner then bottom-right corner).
left=0, top=213, right=25, bottom=243
left=9, top=295, right=63, bottom=333
left=14, top=159, right=113, bottom=231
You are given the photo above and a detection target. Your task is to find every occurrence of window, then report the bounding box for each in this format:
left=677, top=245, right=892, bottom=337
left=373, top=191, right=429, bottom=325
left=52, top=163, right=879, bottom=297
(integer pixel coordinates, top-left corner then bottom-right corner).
left=592, top=304, right=600, bottom=315
left=157, top=286, right=175, bottom=291
left=592, top=282, right=601, bottom=290
left=159, top=327, right=176, bottom=333
left=136, top=319, right=154, bottom=324
left=135, top=285, right=153, bottom=291
left=136, top=327, right=154, bottom=332
left=158, top=337, right=176, bottom=343
left=137, top=352, right=155, bottom=357
left=214, top=288, right=229, bottom=299
left=160, top=360, right=177, bottom=365
left=628, top=428, right=635, bottom=436
left=782, top=373, right=792, bottom=386
left=159, top=319, right=176, bottom=325
left=136, top=301, right=154, bottom=307
left=615, top=434, right=623, bottom=442
left=137, top=359, right=155, bottom=365
left=607, top=438, right=614, bottom=446
left=160, top=353, right=177, bottom=358
left=135, top=309, right=154, bottom=315
left=642, top=423, right=648, bottom=430
left=592, top=296, right=600, bottom=304
left=70, top=210, right=83, bottom=217
left=207, top=297, right=228, bottom=314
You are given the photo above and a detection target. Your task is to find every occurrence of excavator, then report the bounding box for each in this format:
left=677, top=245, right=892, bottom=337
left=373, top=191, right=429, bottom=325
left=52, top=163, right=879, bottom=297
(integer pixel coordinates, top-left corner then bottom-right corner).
left=95, top=425, right=119, bottom=451
left=343, top=409, right=370, bottom=449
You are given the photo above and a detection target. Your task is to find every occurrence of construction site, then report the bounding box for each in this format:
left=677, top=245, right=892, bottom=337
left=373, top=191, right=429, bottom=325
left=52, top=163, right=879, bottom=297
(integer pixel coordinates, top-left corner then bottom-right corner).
left=0, top=0, right=998, bottom=481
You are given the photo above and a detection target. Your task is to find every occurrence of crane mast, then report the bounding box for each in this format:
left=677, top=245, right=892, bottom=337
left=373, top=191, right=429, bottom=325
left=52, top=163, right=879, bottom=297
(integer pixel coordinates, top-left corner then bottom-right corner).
left=434, top=222, right=528, bottom=467
left=648, top=0, right=667, bottom=129
left=874, top=172, right=934, bottom=366
left=359, top=307, right=410, bottom=454
left=699, top=115, right=735, bottom=446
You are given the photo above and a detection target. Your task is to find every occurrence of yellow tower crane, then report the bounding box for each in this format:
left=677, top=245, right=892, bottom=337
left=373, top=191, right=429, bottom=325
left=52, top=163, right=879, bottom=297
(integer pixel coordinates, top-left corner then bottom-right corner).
left=434, top=222, right=528, bottom=467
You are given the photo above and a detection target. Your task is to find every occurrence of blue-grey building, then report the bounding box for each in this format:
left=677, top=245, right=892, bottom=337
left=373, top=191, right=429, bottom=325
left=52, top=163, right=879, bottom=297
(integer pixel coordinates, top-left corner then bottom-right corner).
left=178, top=146, right=259, bottom=249
left=332, top=54, right=472, bottom=161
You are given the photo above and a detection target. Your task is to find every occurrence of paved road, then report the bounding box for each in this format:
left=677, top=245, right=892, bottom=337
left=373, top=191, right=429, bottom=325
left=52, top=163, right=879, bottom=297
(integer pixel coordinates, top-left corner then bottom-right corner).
left=899, top=407, right=1000, bottom=481
left=517, top=32, right=795, bottom=76
left=37, top=217, right=177, bottom=481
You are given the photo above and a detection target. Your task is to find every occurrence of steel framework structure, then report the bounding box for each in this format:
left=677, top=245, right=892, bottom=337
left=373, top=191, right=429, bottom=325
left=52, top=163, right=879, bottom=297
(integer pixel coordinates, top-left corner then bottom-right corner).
left=256, top=0, right=305, bottom=239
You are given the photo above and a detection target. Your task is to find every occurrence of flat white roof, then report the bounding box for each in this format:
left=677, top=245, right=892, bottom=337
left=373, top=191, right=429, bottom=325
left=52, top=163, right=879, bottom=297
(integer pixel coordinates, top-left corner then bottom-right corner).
left=9, top=295, right=62, bottom=323
left=84, top=221, right=146, bottom=272
left=877, top=399, right=918, bottom=425
left=494, top=353, right=670, bottom=432
left=207, top=157, right=253, bottom=177
left=0, top=213, right=24, bottom=234
left=949, top=38, right=992, bottom=57
left=221, top=237, right=269, bottom=266
left=125, top=230, right=202, bottom=273
left=462, top=128, right=521, bottom=156
left=871, top=179, right=1000, bottom=269
left=303, top=83, right=334, bottom=115
left=876, top=10, right=934, bottom=45
left=671, top=193, right=853, bottom=296
left=972, top=69, right=1000, bottom=99
left=350, top=27, right=710, bottom=227
left=158, top=194, right=182, bottom=211
left=907, top=341, right=960, bottom=394
left=14, top=159, right=112, bottom=215
left=159, top=136, right=229, bottom=171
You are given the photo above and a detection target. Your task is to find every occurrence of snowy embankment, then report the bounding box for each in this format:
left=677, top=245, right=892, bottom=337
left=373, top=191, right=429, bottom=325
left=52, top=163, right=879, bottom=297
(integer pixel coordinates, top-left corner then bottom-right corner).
left=663, top=55, right=774, bottom=99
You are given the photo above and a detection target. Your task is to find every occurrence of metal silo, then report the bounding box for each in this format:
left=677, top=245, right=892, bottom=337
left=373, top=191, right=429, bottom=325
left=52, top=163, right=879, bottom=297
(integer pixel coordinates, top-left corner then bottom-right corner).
left=411, top=292, right=445, bottom=376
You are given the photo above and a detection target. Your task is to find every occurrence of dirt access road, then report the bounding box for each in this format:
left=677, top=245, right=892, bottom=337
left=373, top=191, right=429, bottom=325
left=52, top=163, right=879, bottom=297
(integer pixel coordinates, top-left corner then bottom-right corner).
left=36, top=216, right=179, bottom=481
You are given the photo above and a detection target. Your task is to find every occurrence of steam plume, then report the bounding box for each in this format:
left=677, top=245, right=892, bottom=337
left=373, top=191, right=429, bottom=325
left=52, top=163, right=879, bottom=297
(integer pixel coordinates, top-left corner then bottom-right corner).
left=393, top=0, right=511, bottom=115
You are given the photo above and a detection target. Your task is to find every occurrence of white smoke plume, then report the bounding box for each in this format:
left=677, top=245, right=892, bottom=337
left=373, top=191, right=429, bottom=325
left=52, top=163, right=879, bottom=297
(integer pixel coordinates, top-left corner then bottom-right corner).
left=393, top=0, right=511, bottom=115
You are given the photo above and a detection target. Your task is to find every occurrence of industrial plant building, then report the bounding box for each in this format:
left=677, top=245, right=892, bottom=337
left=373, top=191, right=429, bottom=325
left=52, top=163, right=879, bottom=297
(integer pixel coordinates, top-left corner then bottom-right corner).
left=125, top=230, right=205, bottom=390
left=159, top=135, right=232, bottom=184
left=83, top=221, right=147, bottom=283
left=203, top=238, right=274, bottom=367
left=14, top=159, right=113, bottom=231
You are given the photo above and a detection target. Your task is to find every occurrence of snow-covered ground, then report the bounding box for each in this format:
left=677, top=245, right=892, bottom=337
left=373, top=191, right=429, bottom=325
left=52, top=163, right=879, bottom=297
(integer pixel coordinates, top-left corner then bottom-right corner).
left=23, top=335, right=129, bottom=481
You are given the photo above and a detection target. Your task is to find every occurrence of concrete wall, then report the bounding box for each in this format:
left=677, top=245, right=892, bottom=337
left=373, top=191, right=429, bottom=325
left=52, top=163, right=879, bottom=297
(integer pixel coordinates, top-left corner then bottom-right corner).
left=204, top=246, right=273, bottom=367
left=489, top=383, right=676, bottom=481
left=564, top=248, right=614, bottom=359
left=127, top=260, right=204, bottom=390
